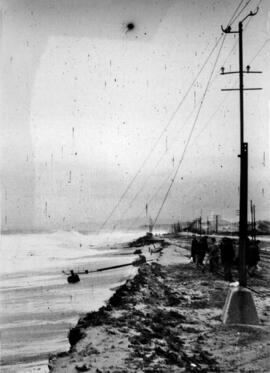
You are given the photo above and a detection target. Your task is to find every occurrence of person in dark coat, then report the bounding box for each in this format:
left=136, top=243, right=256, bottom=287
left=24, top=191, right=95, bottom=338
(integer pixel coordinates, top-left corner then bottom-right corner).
left=202, top=236, right=209, bottom=253
left=246, top=239, right=260, bottom=276
left=196, top=236, right=208, bottom=267
left=220, top=237, right=234, bottom=281
left=208, top=237, right=219, bottom=273
left=191, top=235, right=198, bottom=263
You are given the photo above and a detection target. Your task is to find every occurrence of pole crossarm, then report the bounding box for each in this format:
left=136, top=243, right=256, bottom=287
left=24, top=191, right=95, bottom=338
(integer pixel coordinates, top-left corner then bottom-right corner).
left=220, top=71, right=262, bottom=75
left=221, top=25, right=238, bottom=34
left=221, top=6, right=259, bottom=34
left=221, top=88, right=262, bottom=91
left=241, top=7, right=259, bottom=24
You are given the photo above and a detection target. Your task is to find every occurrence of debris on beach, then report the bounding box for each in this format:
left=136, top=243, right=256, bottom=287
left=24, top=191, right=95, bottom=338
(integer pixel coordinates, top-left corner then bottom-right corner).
left=67, top=271, right=80, bottom=284
left=133, top=249, right=142, bottom=254
left=128, top=234, right=164, bottom=248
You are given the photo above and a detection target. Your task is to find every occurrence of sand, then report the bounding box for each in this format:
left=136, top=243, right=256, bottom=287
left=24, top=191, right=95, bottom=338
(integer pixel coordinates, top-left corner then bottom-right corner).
left=48, top=235, right=270, bottom=373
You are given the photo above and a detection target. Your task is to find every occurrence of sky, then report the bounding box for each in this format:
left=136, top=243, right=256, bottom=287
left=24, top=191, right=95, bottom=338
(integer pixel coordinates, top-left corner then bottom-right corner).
left=1, top=0, right=270, bottom=231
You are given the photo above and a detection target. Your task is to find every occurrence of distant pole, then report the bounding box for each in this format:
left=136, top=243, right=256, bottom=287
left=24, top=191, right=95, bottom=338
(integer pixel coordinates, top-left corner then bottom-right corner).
left=253, top=204, right=256, bottom=240
left=250, top=200, right=253, bottom=239
left=250, top=201, right=256, bottom=240
left=200, top=217, right=201, bottom=235
left=250, top=200, right=254, bottom=240
left=215, top=214, right=219, bottom=234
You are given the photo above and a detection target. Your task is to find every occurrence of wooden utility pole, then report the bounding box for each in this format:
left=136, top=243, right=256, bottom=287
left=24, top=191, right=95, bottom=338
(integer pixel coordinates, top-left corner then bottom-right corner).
left=221, top=8, right=261, bottom=287
left=253, top=204, right=256, bottom=240
left=221, top=8, right=261, bottom=326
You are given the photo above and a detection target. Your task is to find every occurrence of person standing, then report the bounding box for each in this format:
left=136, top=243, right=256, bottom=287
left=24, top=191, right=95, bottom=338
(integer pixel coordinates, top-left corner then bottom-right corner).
left=246, top=239, right=260, bottom=276
left=191, top=235, right=198, bottom=263
left=220, top=237, right=234, bottom=282
left=208, top=237, right=219, bottom=273
left=196, top=236, right=207, bottom=267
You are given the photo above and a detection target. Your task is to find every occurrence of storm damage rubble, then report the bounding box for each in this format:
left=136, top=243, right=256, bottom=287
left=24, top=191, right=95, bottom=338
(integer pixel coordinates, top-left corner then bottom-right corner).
left=49, top=241, right=270, bottom=373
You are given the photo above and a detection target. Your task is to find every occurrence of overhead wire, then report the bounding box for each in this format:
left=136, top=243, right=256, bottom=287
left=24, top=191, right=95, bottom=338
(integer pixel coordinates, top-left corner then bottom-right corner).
left=190, top=0, right=265, bottom=146
left=226, top=0, right=245, bottom=26
left=164, top=0, right=261, bottom=160
left=154, top=0, right=266, bottom=224
left=97, top=35, right=224, bottom=232
left=123, top=0, right=264, bottom=230
left=118, top=0, right=254, bottom=230
left=228, top=0, right=253, bottom=26
left=126, top=171, right=202, bottom=231
left=113, top=99, right=200, bottom=231
left=152, top=36, right=227, bottom=228
left=97, top=0, right=253, bottom=232
left=249, top=38, right=270, bottom=64
left=163, top=0, right=265, bottom=222
left=126, top=174, right=170, bottom=231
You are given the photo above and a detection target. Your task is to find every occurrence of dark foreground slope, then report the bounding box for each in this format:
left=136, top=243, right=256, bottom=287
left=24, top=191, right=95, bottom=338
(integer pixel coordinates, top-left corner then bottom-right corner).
left=49, top=243, right=270, bottom=373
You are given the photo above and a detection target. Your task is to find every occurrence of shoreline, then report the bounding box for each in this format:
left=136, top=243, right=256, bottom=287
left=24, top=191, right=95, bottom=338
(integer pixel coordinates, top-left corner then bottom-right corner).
left=1, top=231, right=156, bottom=372
left=49, top=234, right=270, bottom=373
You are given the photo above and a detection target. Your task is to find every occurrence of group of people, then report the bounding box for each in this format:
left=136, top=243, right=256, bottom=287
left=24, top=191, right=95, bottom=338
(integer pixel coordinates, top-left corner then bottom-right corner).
left=190, top=235, right=260, bottom=282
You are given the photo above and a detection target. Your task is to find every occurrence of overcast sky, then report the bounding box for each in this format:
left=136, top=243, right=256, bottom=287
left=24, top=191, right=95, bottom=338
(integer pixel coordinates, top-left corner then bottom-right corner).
left=1, top=0, right=269, bottom=231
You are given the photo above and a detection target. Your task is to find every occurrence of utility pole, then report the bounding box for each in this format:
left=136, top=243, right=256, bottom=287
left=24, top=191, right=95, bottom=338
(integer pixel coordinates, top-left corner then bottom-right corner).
left=220, top=8, right=261, bottom=325
left=221, top=8, right=262, bottom=287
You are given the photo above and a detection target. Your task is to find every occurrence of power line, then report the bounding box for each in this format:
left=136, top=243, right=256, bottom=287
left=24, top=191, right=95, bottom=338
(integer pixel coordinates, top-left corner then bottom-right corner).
left=176, top=2, right=263, bottom=152
left=152, top=36, right=227, bottom=228
left=228, top=0, right=253, bottom=26
left=97, top=37, right=224, bottom=232
left=249, top=38, right=270, bottom=64
left=213, top=0, right=263, bottom=74
left=126, top=170, right=173, bottom=230
left=191, top=8, right=265, bottom=145
left=227, top=0, right=245, bottom=25
left=116, top=2, right=253, bottom=230
left=123, top=1, right=265, bottom=230
left=127, top=171, right=204, bottom=231
left=113, top=101, right=200, bottom=230
left=141, top=1, right=265, bottom=228
left=97, top=0, right=249, bottom=232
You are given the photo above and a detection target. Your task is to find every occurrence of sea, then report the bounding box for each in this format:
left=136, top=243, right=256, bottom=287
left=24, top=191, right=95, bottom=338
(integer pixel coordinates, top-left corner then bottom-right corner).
left=0, top=229, right=157, bottom=373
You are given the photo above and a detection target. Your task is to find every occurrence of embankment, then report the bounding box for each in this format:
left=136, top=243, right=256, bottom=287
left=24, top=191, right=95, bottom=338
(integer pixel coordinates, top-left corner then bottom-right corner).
left=49, top=240, right=270, bottom=373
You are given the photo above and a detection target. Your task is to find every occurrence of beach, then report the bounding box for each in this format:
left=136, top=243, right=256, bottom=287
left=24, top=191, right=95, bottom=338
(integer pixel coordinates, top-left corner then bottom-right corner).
left=0, top=230, right=161, bottom=372
left=49, top=235, right=270, bottom=373
left=3, top=2, right=269, bottom=372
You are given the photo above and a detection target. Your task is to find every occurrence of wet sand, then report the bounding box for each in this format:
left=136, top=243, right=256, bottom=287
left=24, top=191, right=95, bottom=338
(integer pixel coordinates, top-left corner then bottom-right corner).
left=0, top=231, right=155, bottom=372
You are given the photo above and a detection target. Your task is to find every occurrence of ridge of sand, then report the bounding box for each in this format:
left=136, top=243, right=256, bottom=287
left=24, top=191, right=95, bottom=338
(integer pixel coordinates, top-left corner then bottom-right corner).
left=49, top=238, right=270, bottom=373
